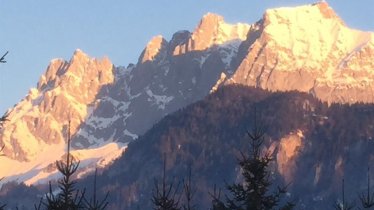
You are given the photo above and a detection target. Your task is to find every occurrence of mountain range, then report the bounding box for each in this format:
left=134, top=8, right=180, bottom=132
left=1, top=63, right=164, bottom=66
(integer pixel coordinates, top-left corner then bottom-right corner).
left=0, top=2, right=373, bottom=209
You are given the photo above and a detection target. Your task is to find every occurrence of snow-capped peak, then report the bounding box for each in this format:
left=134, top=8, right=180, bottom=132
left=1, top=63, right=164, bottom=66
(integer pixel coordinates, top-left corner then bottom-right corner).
left=228, top=2, right=374, bottom=104
left=263, top=1, right=344, bottom=28
left=255, top=1, right=371, bottom=69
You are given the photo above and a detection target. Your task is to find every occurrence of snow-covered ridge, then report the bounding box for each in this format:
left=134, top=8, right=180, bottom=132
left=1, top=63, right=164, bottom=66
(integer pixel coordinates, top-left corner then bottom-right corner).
left=0, top=142, right=126, bottom=186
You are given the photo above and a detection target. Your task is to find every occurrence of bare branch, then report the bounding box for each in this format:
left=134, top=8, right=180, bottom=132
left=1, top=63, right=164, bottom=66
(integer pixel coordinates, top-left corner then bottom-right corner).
left=0, top=51, right=8, bottom=63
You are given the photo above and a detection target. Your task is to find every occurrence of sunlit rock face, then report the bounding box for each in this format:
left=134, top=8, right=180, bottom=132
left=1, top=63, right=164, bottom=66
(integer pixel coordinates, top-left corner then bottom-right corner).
left=139, top=35, right=169, bottom=63
left=1, top=49, right=114, bottom=161
left=173, top=13, right=250, bottom=55
left=276, top=130, right=304, bottom=183
left=226, top=2, right=374, bottom=104
left=0, top=50, right=123, bottom=185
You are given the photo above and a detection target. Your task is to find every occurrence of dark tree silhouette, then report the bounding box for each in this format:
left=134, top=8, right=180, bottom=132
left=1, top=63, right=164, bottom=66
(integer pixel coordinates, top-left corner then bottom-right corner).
left=0, top=51, right=8, bottom=63
left=358, top=167, right=374, bottom=209
left=333, top=179, right=355, bottom=210
left=152, top=157, right=181, bottom=210
left=40, top=121, right=85, bottom=209
left=210, top=185, right=226, bottom=210
left=182, top=167, right=196, bottom=210
left=212, top=113, right=295, bottom=210
left=83, top=168, right=109, bottom=210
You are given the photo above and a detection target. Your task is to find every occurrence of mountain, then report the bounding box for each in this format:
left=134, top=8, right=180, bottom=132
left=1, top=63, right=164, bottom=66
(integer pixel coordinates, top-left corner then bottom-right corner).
left=0, top=50, right=127, bottom=185
left=4, top=85, right=374, bottom=209
left=0, top=12, right=250, bottom=184
left=226, top=2, right=374, bottom=104
left=0, top=1, right=373, bottom=196
left=6, top=85, right=374, bottom=210
left=60, top=85, right=374, bottom=209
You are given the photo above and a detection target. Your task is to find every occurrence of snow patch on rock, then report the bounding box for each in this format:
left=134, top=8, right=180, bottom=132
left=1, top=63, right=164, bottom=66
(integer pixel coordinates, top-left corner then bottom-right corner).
left=145, top=87, right=174, bottom=110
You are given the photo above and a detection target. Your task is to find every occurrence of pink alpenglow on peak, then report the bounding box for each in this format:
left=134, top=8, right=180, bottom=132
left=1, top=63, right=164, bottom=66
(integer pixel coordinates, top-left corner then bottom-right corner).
left=173, top=12, right=250, bottom=55
left=139, top=35, right=168, bottom=63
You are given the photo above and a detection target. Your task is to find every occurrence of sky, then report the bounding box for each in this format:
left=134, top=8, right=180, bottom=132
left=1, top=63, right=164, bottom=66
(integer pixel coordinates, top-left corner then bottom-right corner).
left=0, top=0, right=373, bottom=113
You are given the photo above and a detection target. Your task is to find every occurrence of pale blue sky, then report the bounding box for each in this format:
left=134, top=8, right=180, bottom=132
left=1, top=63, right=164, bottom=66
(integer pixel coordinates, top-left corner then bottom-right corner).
left=0, top=0, right=373, bottom=113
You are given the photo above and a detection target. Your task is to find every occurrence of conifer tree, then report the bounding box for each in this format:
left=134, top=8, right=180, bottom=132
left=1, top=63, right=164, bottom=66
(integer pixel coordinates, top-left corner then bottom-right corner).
left=41, top=121, right=85, bottom=209
left=83, top=168, right=109, bottom=210
left=333, top=179, right=355, bottom=210
left=182, top=167, right=196, bottom=210
left=358, top=167, right=374, bottom=209
left=210, top=185, right=226, bottom=210
left=212, top=113, right=295, bottom=210
left=152, top=157, right=181, bottom=210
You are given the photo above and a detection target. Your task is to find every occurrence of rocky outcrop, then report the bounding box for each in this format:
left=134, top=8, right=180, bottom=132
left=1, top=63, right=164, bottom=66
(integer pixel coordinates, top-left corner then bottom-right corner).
left=139, top=35, right=168, bottom=63
left=0, top=50, right=120, bottom=185
left=225, top=2, right=374, bottom=104
left=1, top=50, right=114, bottom=161
left=173, top=13, right=250, bottom=55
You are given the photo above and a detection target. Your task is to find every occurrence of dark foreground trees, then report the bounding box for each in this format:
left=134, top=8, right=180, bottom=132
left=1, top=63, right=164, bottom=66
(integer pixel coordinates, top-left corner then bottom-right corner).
left=152, top=158, right=181, bottom=210
left=152, top=158, right=197, bottom=210
left=334, top=167, right=374, bottom=210
left=83, top=169, right=109, bottom=210
left=212, top=115, right=295, bottom=210
left=36, top=122, right=108, bottom=210
left=36, top=123, right=85, bottom=209
left=358, top=168, right=374, bottom=209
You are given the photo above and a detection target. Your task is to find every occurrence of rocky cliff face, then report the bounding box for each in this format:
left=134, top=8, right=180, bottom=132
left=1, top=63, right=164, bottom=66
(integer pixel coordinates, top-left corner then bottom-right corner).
left=225, top=2, right=374, bottom=104
left=173, top=13, right=250, bottom=55
left=0, top=50, right=124, bottom=185
left=1, top=50, right=114, bottom=161
left=72, top=12, right=252, bottom=149
left=0, top=2, right=373, bottom=186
